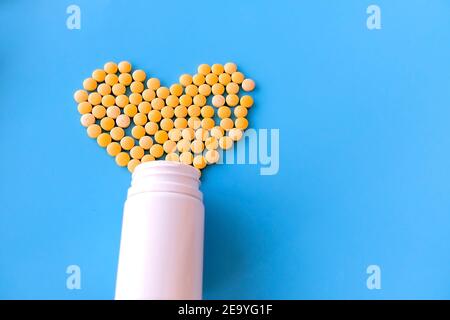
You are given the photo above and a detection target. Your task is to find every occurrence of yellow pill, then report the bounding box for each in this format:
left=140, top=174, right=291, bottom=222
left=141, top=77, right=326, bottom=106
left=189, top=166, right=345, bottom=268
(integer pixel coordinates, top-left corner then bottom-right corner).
left=147, top=78, right=160, bottom=90
left=226, top=94, right=239, bottom=107
left=210, top=126, right=224, bottom=139
left=97, top=83, right=111, bottom=96
left=148, top=110, right=162, bottom=122
left=179, top=94, right=193, bottom=107
left=195, top=128, right=209, bottom=141
left=151, top=97, right=165, bottom=110
left=170, top=84, right=183, bottom=97
left=188, top=105, right=201, bottom=117
left=156, top=87, right=170, bottom=99
left=131, top=81, right=144, bottom=93
left=212, top=95, right=225, bottom=107
left=217, top=106, right=231, bottom=119
left=132, top=125, right=146, bottom=139
left=78, top=102, right=92, bottom=114
left=87, top=124, right=102, bottom=138
left=201, top=118, right=215, bottom=130
left=174, top=118, right=188, bottom=129
left=161, top=106, right=174, bottom=118
left=142, top=89, right=156, bottom=102
left=179, top=74, right=193, bottom=87
left=129, top=93, right=142, bottom=105
left=74, top=89, right=88, bottom=103
left=141, top=154, right=155, bottom=163
left=165, top=153, right=180, bottom=162
left=229, top=128, right=243, bottom=141
left=226, top=82, right=239, bottom=94
left=124, top=104, right=137, bottom=117
left=104, top=62, right=118, bottom=74
left=88, top=92, right=102, bottom=105
left=154, top=130, right=168, bottom=144
left=116, top=114, right=131, bottom=128
left=163, top=140, right=177, bottom=153
left=145, top=122, right=159, bottom=135
left=234, top=105, right=248, bottom=118
left=150, top=144, right=164, bottom=158
left=188, top=117, right=201, bottom=130
left=240, top=95, right=254, bottom=108
left=224, top=62, right=237, bottom=74
left=235, top=117, right=248, bottom=130
left=193, top=74, right=205, bottom=86
left=100, top=117, right=115, bottom=131
left=205, top=149, right=220, bottom=164
left=182, top=128, right=195, bottom=141
left=119, top=73, right=133, bottom=86
left=138, top=101, right=151, bottom=114
left=112, top=83, right=126, bottom=96
left=132, top=70, right=146, bottom=82
left=130, top=146, right=145, bottom=159
left=133, top=113, right=147, bottom=126
left=105, top=73, right=119, bottom=86
left=139, top=136, right=153, bottom=150
left=97, top=133, right=112, bottom=147
left=83, top=78, right=97, bottom=91
left=220, top=118, right=234, bottom=130
left=185, top=84, right=198, bottom=97
left=205, top=136, right=218, bottom=150
left=231, top=71, right=244, bottom=84
left=205, top=73, right=218, bottom=85
left=164, top=95, right=178, bottom=108
left=127, top=159, right=141, bottom=173
left=201, top=105, right=214, bottom=118
left=92, top=105, right=106, bottom=119
left=193, top=155, right=207, bottom=169
left=120, top=136, right=135, bottom=150
left=212, top=83, right=225, bottom=95
left=102, top=95, right=115, bottom=107
left=160, top=118, right=174, bottom=131
left=116, top=152, right=130, bottom=167
left=168, top=128, right=182, bottom=142
left=118, top=61, right=132, bottom=73
left=197, top=64, right=211, bottom=75
left=116, top=95, right=129, bottom=108
left=198, top=84, right=211, bottom=96
left=242, top=78, right=255, bottom=92
left=191, top=140, right=204, bottom=154
left=177, top=139, right=191, bottom=152
left=219, top=73, right=231, bottom=85
left=193, top=94, right=206, bottom=106
left=219, top=136, right=233, bottom=149
left=110, top=127, right=125, bottom=141
left=106, top=142, right=122, bottom=156
left=211, top=64, right=224, bottom=75
left=80, top=113, right=95, bottom=127
left=92, top=69, right=106, bottom=82
left=174, top=105, right=188, bottom=118
left=180, top=152, right=193, bottom=165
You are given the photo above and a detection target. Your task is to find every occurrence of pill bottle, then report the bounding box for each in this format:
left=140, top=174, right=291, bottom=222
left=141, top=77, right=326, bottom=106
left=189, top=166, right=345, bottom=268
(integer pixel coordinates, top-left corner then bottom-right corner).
left=115, top=161, right=204, bottom=300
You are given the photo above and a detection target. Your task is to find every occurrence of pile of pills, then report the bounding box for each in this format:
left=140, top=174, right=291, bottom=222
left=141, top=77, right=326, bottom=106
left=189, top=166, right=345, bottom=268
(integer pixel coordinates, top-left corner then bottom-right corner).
left=74, top=61, right=255, bottom=173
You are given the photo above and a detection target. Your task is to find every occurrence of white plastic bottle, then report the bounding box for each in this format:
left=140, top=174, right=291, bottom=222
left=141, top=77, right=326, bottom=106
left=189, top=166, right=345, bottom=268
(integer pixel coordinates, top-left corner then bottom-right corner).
left=115, top=161, right=204, bottom=300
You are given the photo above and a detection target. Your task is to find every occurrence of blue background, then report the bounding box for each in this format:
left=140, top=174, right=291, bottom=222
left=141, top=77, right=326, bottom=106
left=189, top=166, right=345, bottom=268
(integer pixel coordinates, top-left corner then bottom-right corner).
left=1, top=0, right=450, bottom=299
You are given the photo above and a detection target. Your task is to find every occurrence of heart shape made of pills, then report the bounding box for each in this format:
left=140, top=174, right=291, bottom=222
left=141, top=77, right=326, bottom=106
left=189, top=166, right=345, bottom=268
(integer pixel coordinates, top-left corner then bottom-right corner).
left=74, top=61, right=255, bottom=174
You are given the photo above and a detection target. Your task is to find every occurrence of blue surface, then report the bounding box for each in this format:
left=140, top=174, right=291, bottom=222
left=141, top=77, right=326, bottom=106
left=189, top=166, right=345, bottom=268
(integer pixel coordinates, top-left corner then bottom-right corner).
left=1, top=0, right=450, bottom=299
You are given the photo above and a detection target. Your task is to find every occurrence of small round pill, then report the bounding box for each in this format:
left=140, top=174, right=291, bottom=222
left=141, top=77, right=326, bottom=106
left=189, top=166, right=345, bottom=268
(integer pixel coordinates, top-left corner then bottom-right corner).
left=119, top=73, right=133, bottom=86
left=226, top=82, right=239, bottom=94
left=129, top=93, right=142, bottom=105
left=179, top=74, right=193, bottom=86
left=185, top=84, right=198, bottom=97
left=193, top=155, right=207, bottom=169
left=177, top=139, right=191, bottom=152
left=219, top=136, right=233, bottom=150
left=191, top=140, right=204, bottom=154
left=212, top=95, right=225, bottom=107
left=116, top=152, right=130, bottom=167
left=161, top=106, right=174, bottom=118
left=112, top=83, right=126, bottom=96
left=87, top=124, right=102, bottom=138
left=197, top=64, right=211, bottom=75
left=160, top=118, right=174, bottom=131
left=174, top=105, right=188, bottom=118
left=145, top=122, right=159, bottom=135
left=116, top=114, right=131, bottom=128
left=205, top=149, right=220, bottom=164
left=83, top=78, right=97, bottom=91
left=106, top=142, right=122, bottom=156
left=124, top=104, right=137, bottom=117
left=92, top=105, right=106, bottom=119
left=242, top=78, right=255, bottom=92
left=150, top=144, right=164, bottom=158
left=165, top=153, right=180, bottom=162
left=131, top=81, right=144, bottom=93
left=97, top=133, right=112, bottom=147
left=156, top=87, right=170, bottom=99
left=240, top=95, right=254, bottom=108
left=100, top=117, right=115, bottom=131
left=127, top=159, right=141, bottom=173
left=97, top=83, right=111, bottom=96
left=104, top=62, right=118, bottom=74
left=220, top=118, right=234, bottom=130
left=138, top=101, right=151, bottom=114
left=231, top=71, right=244, bottom=84
left=205, top=137, right=218, bottom=150
left=139, top=136, right=153, bottom=150
left=193, top=74, right=205, bottom=86
left=92, top=69, right=106, bottom=82
left=78, top=102, right=92, bottom=114
left=201, top=105, right=214, bottom=118
left=235, top=117, right=248, bottom=130
left=88, top=92, right=102, bottom=105
left=110, top=127, right=125, bottom=141
left=132, top=125, right=146, bottom=139
left=102, top=95, right=115, bottom=107
left=174, top=118, right=188, bottom=129
left=151, top=97, right=165, bottom=111
left=104, top=74, right=118, bottom=87
left=74, top=90, right=88, bottom=103
left=116, top=95, right=129, bottom=108
left=188, top=117, right=201, bottom=130
left=193, top=94, right=206, bottom=106
left=234, top=105, right=248, bottom=117
left=163, top=140, right=177, bottom=153
left=165, top=95, right=179, bottom=108
left=226, top=94, right=239, bottom=107
left=212, top=83, right=225, bottom=95
left=132, top=70, right=146, bottom=82
left=170, top=84, right=183, bottom=97
left=142, top=89, right=156, bottom=102
left=229, top=128, right=243, bottom=141
left=211, top=64, right=224, bottom=75
left=80, top=113, right=95, bottom=127
left=180, top=152, right=193, bottom=165
left=224, top=62, right=237, bottom=74
left=201, top=118, right=215, bottom=130
left=154, top=130, right=168, bottom=144
left=210, top=126, right=224, bottom=139
left=205, top=73, right=218, bottom=85
left=182, top=128, right=195, bottom=141
left=141, top=154, right=155, bottom=163
left=217, top=106, right=231, bottom=118
left=188, top=105, right=201, bottom=117
left=168, top=128, right=182, bottom=142
left=130, top=146, right=144, bottom=160
left=198, top=84, right=211, bottom=96
left=195, top=128, right=209, bottom=141
left=147, top=78, right=160, bottom=90
left=118, top=61, right=132, bottom=73
left=134, top=113, right=148, bottom=126
left=120, top=136, right=135, bottom=150
left=179, top=94, right=193, bottom=107
left=218, top=73, right=231, bottom=85
left=148, top=110, right=162, bottom=122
